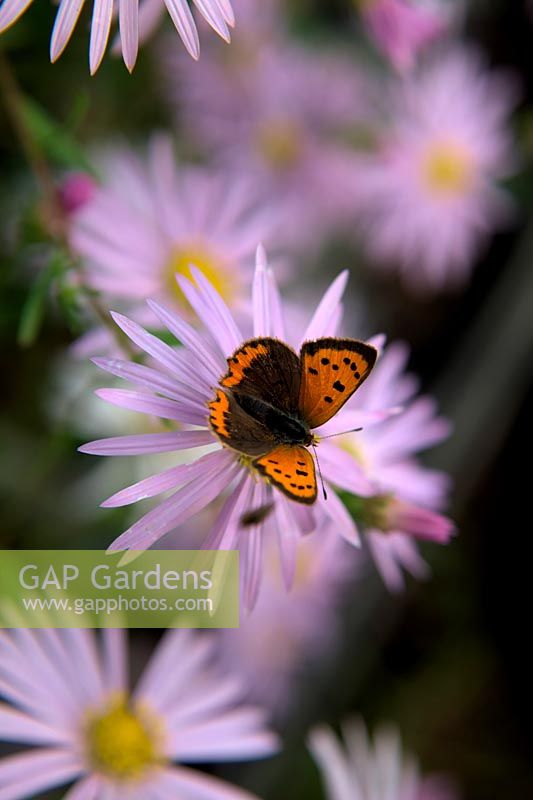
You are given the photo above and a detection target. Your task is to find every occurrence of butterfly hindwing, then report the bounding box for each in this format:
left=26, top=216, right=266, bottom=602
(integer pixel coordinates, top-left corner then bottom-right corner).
left=298, top=338, right=378, bottom=428
left=208, top=388, right=276, bottom=457
left=221, top=337, right=301, bottom=416
left=254, top=445, right=317, bottom=504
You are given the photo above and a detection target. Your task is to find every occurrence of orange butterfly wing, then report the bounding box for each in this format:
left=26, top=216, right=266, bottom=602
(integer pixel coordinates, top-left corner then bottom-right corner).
left=254, top=445, right=317, bottom=504
left=298, top=338, right=377, bottom=429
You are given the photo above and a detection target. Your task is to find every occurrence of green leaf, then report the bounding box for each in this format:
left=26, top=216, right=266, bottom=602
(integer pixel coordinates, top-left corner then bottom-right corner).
left=19, top=96, right=97, bottom=176
left=17, top=251, right=67, bottom=347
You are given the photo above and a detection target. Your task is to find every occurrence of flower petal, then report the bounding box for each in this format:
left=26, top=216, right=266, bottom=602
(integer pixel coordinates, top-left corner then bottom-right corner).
left=50, top=0, right=85, bottom=62
left=89, top=0, right=114, bottom=74
left=119, top=0, right=139, bottom=72
left=163, top=0, right=200, bottom=59
left=94, top=388, right=204, bottom=427
left=0, top=749, right=84, bottom=800
left=101, top=448, right=221, bottom=507
left=0, top=0, right=34, bottom=32
left=108, top=450, right=239, bottom=550
left=301, top=271, right=348, bottom=343
left=192, top=0, right=230, bottom=43
left=80, top=430, right=214, bottom=456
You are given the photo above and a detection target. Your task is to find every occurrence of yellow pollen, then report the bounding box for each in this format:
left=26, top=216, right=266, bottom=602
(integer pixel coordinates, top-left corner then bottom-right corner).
left=257, top=120, right=302, bottom=169
left=423, top=142, right=473, bottom=196
left=165, top=243, right=234, bottom=305
left=86, top=696, right=163, bottom=781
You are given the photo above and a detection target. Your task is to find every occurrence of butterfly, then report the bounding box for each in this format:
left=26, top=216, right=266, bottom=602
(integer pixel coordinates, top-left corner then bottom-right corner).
left=208, top=337, right=377, bottom=504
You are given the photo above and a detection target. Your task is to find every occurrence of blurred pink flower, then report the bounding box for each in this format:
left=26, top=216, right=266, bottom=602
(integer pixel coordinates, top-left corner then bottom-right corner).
left=70, top=135, right=278, bottom=355
left=358, top=0, right=450, bottom=72
left=0, top=0, right=234, bottom=73
left=354, top=47, right=518, bottom=292
left=165, top=10, right=376, bottom=254
left=215, top=529, right=360, bottom=717
left=58, top=172, right=97, bottom=216
left=80, top=248, right=382, bottom=610
left=309, top=719, right=459, bottom=800
left=0, top=628, right=278, bottom=799
left=318, top=340, right=454, bottom=591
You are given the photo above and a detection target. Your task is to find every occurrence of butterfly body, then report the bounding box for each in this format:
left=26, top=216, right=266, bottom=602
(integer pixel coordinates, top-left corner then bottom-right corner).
left=208, top=336, right=377, bottom=504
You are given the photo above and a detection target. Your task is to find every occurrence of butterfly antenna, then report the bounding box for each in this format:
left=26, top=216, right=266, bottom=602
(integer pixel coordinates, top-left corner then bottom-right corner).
left=311, top=443, right=328, bottom=501
left=321, top=427, right=363, bottom=440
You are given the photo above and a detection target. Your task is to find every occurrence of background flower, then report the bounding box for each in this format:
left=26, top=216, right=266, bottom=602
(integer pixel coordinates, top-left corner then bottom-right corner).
left=0, top=628, right=278, bottom=799
left=164, top=5, right=377, bottom=255
left=354, top=47, right=519, bottom=291
left=309, top=719, right=459, bottom=800
left=70, top=134, right=280, bottom=355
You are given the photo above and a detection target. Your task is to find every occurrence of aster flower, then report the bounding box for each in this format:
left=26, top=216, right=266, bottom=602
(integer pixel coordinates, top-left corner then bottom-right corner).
left=70, top=135, right=278, bottom=356
left=355, top=47, right=518, bottom=291
left=357, top=0, right=451, bottom=72
left=318, top=340, right=454, bottom=591
left=165, top=11, right=376, bottom=254
left=0, top=627, right=278, bottom=799
left=80, top=246, right=386, bottom=610
left=309, top=719, right=459, bottom=800
left=215, top=529, right=360, bottom=717
left=0, top=0, right=234, bottom=74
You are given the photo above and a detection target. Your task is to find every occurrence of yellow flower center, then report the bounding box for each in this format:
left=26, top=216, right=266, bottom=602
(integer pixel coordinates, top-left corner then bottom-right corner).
left=257, top=120, right=302, bottom=169
left=86, top=696, right=164, bottom=782
left=165, top=243, right=234, bottom=305
left=336, top=433, right=369, bottom=470
left=423, top=141, right=473, bottom=196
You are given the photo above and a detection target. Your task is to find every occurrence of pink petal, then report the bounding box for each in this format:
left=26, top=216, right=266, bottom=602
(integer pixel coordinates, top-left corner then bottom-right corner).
left=301, top=271, right=348, bottom=344
left=101, top=448, right=221, bottom=507
left=95, top=388, right=205, bottom=427
left=0, top=704, right=70, bottom=746
left=80, top=429, right=214, bottom=456
left=89, top=0, right=113, bottom=74
left=50, top=0, right=85, bottom=62
left=168, top=707, right=279, bottom=761
left=108, top=450, right=239, bottom=550
left=119, top=0, right=139, bottom=72
left=0, top=749, right=84, bottom=800
left=192, top=0, right=230, bottom=42
left=321, top=488, right=361, bottom=547
left=155, top=765, right=262, bottom=800
left=92, top=358, right=207, bottom=419
left=110, top=311, right=212, bottom=395
left=163, top=0, right=200, bottom=59
left=100, top=629, right=127, bottom=693
left=147, top=299, right=223, bottom=381
left=0, top=0, right=34, bottom=31
left=252, top=244, right=272, bottom=338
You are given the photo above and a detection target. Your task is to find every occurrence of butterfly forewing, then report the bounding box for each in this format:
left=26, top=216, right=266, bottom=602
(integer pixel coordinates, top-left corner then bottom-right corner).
left=208, top=388, right=276, bottom=457
left=298, top=338, right=377, bottom=428
left=254, top=445, right=317, bottom=504
left=220, top=338, right=301, bottom=415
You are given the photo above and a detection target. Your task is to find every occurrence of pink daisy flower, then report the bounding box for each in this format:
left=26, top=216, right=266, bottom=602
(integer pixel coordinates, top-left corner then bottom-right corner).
left=0, top=628, right=278, bottom=799
left=357, top=0, right=451, bottom=72
left=355, top=47, right=518, bottom=292
left=318, top=341, right=454, bottom=591
left=215, top=529, right=361, bottom=717
left=0, top=0, right=234, bottom=73
left=165, top=12, right=376, bottom=254
left=70, top=135, right=278, bottom=356
left=309, top=719, right=459, bottom=800
left=80, top=247, right=383, bottom=610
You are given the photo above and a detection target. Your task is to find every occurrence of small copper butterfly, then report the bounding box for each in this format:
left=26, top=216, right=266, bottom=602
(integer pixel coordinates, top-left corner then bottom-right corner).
left=208, top=337, right=377, bottom=504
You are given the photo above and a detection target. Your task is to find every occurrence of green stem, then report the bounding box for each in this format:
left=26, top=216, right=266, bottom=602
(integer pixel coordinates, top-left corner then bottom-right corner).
left=0, top=53, right=136, bottom=357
